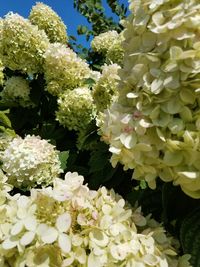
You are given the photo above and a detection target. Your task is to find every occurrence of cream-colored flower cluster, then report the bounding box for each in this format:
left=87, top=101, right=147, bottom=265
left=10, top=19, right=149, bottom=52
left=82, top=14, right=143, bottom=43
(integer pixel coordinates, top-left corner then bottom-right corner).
left=93, top=64, right=121, bottom=112
left=91, top=30, right=119, bottom=54
left=99, top=0, right=200, bottom=198
left=44, top=43, right=90, bottom=96
left=29, top=2, right=68, bottom=44
left=91, top=30, right=124, bottom=65
left=56, top=87, right=96, bottom=131
left=1, top=135, right=62, bottom=190
left=106, top=32, right=124, bottom=65
left=0, top=171, right=190, bottom=267
left=0, top=169, right=12, bottom=205
left=1, top=13, right=49, bottom=74
left=0, top=59, right=4, bottom=86
left=1, top=76, right=34, bottom=108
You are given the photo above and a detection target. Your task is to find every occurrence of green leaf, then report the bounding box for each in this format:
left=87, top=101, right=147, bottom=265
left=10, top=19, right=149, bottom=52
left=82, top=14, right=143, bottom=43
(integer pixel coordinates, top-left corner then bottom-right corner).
left=0, top=110, right=12, bottom=128
left=77, top=25, right=88, bottom=35
left=59, top=151, right=69, bottom=171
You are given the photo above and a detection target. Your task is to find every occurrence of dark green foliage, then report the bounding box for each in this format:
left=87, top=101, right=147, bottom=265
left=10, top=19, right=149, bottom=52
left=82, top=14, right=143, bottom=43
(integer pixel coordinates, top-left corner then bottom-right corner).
left=180, top=208, right=200, bottom=266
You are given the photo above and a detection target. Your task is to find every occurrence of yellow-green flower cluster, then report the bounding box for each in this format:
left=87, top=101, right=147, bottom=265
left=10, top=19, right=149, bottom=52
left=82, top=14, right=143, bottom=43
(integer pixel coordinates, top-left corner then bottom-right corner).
left=0, top=171, right=190, bottom=267
left=99, top=0, right=200, bottom=198
left=93, top=64, right=121, bottom=112
left=0, top=169, right=12, bottom=205
left=56, top=87, right=96, bottom=131
left=1, top=76, right=34, bottom=108
left=1, top=13, right=49, bottom=74
left=0, top=59, right=4, bottom=86
left=1, top=135, right=62, bottom=190
left=106, top=32, right=124, bottom=65
left=29, top=2, right=68, bottom=44
left=91, top=30, right=119, bottom=54
left=44, top=43, right=90, bottom=96
left=91, top=31, right=124, bottom=65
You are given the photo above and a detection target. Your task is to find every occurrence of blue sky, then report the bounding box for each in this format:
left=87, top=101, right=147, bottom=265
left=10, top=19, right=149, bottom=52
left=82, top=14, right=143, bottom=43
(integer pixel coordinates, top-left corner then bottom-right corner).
left=0, top=0, right=128, bottom=47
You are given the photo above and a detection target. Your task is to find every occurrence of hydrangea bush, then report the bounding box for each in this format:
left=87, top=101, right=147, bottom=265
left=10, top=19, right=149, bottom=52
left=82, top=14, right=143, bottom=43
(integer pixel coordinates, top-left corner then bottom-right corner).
left=0, top=0, right=198, bottom=265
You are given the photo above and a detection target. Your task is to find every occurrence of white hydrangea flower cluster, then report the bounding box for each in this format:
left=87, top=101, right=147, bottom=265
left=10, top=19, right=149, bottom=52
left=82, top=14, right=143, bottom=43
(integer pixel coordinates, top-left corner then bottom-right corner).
left=91, top=30, right=124, bottom=65
left=1, top=76, right=34, bottom=108
left=99, top=0, right=200, bottom=198
left=29, top=2, right=68, bottom=44
left=1, top=135, right=62, bottom=190
left=0, top=171, right=191, bottom=267
left=56, top=87, right=96, bottom=131
left=44, top=43, right=91, bottom=96
left=1, top=13, right=49, bottom=74
left=93, top=64, right=121, bottom=112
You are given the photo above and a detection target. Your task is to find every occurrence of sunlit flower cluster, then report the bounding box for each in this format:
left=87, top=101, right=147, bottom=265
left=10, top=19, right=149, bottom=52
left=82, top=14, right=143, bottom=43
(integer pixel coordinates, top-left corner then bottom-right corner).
left=1, top=76, right=34, bottom=108
left=56, top=87, right=96, bottom=131
left=91, top=30, right=124, bottom=65
left=44, top=43, right=90, bottom=96
left=93, top=64, right=121, bottom=112
left=99, top=0, right=200, bottom=198
left=0, top=59, right=4, bottom=85
left=91, top=30, right=119, bottom=54
left=1, top=13, right=49, bottom=74
left=0, top=172, right=190, bottom=267
left=29, top=2, right=68, bottom=44
left=1, top=135, right=62, bottom=190
left=106, top=32, right=124, bottom=65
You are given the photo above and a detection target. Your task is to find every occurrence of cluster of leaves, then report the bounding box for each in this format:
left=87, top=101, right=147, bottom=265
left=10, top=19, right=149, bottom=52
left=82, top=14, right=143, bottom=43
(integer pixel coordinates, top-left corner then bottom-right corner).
left=74, top=0, right=126, bottom=39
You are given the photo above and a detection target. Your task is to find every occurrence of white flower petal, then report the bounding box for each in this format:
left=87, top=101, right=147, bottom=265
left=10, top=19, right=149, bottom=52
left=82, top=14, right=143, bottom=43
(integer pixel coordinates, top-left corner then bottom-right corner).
left=56, top=212, right=71, bottom=233
left=11, top=221, right=24, bottom=236
left=2, top=238, right=18, bottom=249
left=20, top=231, right=35, bottom=246
left=58, top=233, right=71, bottom=253
left=41, top=226, right=58, bottom=244
left=23, top=216, right=37, bottom=231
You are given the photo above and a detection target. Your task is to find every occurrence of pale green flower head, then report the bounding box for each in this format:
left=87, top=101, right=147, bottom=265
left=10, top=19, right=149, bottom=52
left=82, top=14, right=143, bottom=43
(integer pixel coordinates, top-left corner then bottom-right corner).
left=56, top=87, right=96, bottom=131
left=0, top=171, right=191, bottom=266
left=93, top=64, right=121, bottom=112
left=1, top=135, right=62, bottom=190
left=91, top=30, right=119, bottom=54
left=0, top=169, right=12, bottom=205
left=106, top=32, right=124, bottom=65
left=44, top=43, right=90, bottom=96
left=29, top=2, right=68, bottom=44
left=99, top=0, right=200, bottom=198
left=1, top=13, right=49, bottom=73
left=1, top=76, right=34, bottom=108
left=0, top=59, right=4, bottom=86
